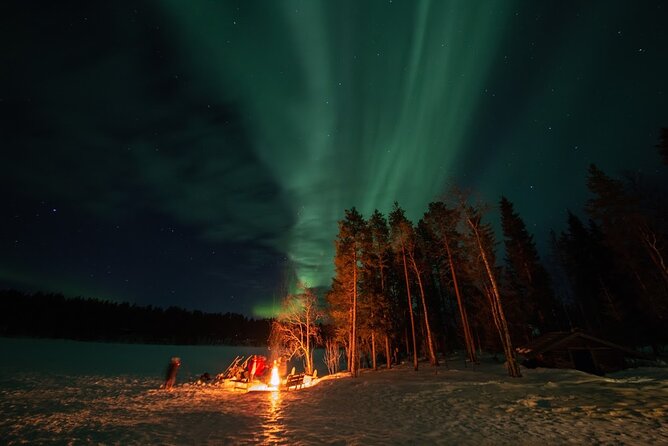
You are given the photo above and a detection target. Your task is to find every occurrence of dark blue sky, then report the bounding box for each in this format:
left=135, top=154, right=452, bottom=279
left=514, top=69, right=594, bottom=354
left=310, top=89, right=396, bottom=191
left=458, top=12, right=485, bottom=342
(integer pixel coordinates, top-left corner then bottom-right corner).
left=1, top=1, right=666, bottom=316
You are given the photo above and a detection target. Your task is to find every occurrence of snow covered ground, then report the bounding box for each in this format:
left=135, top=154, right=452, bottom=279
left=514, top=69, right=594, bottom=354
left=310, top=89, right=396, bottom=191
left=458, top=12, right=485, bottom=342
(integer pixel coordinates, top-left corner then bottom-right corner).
left=1, top=338, right=667, bottom=444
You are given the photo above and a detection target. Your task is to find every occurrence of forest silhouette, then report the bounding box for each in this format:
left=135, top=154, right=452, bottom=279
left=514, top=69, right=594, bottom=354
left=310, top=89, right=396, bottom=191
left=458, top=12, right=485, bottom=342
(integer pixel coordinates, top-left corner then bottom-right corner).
left=0, top=289, right=270, bottom=345
left=2, top=129, right=666, bottom=356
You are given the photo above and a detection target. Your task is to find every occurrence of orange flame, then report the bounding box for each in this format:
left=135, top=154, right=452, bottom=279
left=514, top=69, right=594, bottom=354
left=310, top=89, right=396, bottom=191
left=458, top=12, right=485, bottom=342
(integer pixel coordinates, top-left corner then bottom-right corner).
left=270, top=361, right=280, bottom=387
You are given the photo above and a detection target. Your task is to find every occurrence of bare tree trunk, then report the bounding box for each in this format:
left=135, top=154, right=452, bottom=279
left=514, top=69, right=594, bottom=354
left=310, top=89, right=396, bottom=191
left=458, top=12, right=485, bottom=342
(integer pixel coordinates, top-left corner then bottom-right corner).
left=306, top=309, right=312, bottom=374
left=484, top=285, right=503, bottom=349
left=401, top=244, right=419, bottom=371
left=404, top=327, right=409, bottom=356
left=385, top=334, right=391, bottom=369
left=433, top=265, right=451, bottom=362
left=371, top=331, right=377, bottom=370
left=443, top=236, right=477, bottom=364
left=468, top=218, right=522, bottom=378
left=347, top=303, right=352, bottom=372
left=410, top=256, right=439, bottom=366
left=380, top=267, right=391, bottom=369
left=351, top=251, right=358, bottom=377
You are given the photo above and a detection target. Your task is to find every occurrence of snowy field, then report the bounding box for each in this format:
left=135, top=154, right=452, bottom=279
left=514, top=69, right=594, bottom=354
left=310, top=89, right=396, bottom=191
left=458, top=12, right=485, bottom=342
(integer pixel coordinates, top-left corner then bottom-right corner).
left=1, top=338, right=667, bottom=445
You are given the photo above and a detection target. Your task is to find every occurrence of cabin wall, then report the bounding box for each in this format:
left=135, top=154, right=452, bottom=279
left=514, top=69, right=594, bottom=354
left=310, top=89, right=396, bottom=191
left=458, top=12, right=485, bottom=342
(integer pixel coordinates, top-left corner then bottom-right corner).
left=591, top=348, right=626, bottom=373
left=540, top=350, right=573, bottom=369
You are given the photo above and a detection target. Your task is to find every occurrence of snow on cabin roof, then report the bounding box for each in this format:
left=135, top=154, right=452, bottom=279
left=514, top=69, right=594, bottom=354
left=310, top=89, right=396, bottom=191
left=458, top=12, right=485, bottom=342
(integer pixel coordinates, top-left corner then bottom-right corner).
left=516, top=330, right=651, bottom=359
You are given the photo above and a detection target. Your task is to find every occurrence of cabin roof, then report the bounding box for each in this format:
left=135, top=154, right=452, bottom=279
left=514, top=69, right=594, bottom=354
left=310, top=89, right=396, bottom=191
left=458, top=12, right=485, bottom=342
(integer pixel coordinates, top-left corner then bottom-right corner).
left=516, top=330, right=651, bottom=360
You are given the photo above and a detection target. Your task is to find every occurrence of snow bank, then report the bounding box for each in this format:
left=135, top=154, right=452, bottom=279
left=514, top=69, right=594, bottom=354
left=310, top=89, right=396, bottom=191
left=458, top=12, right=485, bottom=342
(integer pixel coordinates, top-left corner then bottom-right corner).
left=281, top=360, right=668, bottom=445
left=1, top=349, right=667, bottom=444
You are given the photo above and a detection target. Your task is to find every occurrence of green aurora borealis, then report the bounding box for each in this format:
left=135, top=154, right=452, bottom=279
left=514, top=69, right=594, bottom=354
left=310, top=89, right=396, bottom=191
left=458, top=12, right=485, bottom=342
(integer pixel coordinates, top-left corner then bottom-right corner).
left=1, top=1, right=666, bottom=316
left=159, top=0, right=507, bottom=289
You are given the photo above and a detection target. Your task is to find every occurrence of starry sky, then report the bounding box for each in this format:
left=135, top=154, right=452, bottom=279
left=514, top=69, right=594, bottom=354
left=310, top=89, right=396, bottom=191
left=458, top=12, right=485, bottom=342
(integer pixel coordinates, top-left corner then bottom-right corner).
left=1, top=1, right=666, bottom=316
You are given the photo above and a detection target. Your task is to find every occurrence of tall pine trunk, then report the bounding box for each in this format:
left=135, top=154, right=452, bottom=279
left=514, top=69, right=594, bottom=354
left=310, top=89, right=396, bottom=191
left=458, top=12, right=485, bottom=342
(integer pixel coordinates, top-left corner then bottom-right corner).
left=351, top=251, right=358, bottom=377
left=347, top=305, right=352, bottom=372
left=371, top=331, right=377, bottom=370
left=468, top=218, right=522, bottom=378
left=380, top=269, right=391, bottom=369
left=385, top=335, right=391, bottom=368
left=443, top=237, right=477, bottom=364
left=401, top=244, right=419, bottom=371
left=409, top=256, right=439, bottom=366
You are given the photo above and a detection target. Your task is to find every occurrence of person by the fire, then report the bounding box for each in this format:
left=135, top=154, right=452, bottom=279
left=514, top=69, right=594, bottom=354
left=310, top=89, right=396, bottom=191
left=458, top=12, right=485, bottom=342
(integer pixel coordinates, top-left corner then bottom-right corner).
left=163, top=357, right=181, bottom=390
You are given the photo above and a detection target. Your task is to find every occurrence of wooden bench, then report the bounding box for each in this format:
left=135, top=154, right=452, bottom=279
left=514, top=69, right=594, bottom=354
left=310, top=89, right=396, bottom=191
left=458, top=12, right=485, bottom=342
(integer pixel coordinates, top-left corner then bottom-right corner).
left=284, top=373, right=305, bottom=390
left=230, top=379, right=248, bottom=391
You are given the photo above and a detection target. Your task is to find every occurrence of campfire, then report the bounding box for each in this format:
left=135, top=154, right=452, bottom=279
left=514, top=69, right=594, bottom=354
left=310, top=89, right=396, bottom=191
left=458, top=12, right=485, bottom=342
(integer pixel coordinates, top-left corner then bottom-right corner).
left=213, top=354, right=319, bottom=392
left=270, top=361, right=280, bottom=387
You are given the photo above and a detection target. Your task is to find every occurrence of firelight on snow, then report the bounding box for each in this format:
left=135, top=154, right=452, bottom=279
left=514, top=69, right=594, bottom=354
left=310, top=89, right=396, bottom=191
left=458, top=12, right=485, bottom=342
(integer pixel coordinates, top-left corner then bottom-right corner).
left=270, top=361, right=280, bottom=387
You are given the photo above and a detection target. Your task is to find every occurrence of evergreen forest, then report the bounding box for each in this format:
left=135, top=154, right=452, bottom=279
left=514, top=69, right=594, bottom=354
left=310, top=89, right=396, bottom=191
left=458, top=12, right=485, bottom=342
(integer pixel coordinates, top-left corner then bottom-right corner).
left=322, top=129, right=668, bottom=377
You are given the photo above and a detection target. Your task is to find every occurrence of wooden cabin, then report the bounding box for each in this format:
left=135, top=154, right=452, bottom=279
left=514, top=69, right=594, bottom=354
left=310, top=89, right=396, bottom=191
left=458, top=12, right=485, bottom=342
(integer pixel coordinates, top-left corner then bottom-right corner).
left=516, top=330, right=651, bottom=375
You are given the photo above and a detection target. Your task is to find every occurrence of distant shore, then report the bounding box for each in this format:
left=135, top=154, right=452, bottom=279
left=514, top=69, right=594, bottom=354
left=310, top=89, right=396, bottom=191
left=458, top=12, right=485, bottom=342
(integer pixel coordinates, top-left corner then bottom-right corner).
left=0, top=289, right=271, bottom=346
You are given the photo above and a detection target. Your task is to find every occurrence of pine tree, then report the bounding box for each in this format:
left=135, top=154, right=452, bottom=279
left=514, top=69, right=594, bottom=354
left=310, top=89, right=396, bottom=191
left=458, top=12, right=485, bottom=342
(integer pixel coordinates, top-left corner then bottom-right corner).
left=416, top=219, right=452, bottom=361
left=329, top=207, right=369, bottom=377
left=463, top=204, right=522, bottom=378
left=365, top=210, right=394, bottom=369
left=556, top=212, right=626, bottom=337
left=499, top=196, right=558, bottom=336
left=390, top=203, right=438, bottom=366
left=585, top=164, right=668, bottom=344
left=423, top=201, right=477, bottom=363
left=389, top=204, right=420, bottom=370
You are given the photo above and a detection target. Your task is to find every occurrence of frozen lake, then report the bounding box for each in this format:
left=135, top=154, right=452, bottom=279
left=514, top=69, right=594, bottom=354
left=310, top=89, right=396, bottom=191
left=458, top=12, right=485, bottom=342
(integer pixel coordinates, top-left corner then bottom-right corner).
left=0, top=337, right=276, bottom=378
left=0, top=338, right=333, bottom=444
left=1, top=338, right=667, bottom=444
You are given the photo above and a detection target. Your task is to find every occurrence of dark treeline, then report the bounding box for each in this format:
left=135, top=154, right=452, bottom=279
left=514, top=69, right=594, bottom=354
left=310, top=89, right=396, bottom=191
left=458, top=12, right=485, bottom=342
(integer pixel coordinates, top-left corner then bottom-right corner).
left=326, top=129, right=668, bottom=376
left=0, top=289, right=271, bottom=345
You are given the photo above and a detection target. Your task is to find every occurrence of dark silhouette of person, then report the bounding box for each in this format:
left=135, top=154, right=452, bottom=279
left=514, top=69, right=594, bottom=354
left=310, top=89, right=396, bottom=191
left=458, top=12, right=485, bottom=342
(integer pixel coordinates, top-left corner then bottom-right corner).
left=164, top=357, right=181, bottom=389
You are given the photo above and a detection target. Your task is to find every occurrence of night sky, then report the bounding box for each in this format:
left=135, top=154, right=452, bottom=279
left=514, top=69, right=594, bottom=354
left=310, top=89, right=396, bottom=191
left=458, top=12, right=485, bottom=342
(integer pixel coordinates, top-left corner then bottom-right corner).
left=1, top=1, right=666, bottom=317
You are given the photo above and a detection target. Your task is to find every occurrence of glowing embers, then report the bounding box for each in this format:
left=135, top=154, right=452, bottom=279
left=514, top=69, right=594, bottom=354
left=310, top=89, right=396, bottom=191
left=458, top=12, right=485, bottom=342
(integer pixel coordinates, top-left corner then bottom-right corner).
left=246, top=361, right=281, bottom=391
